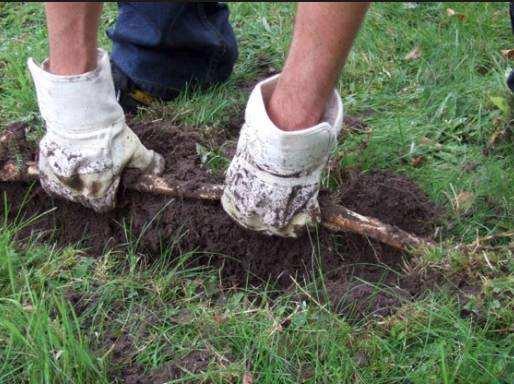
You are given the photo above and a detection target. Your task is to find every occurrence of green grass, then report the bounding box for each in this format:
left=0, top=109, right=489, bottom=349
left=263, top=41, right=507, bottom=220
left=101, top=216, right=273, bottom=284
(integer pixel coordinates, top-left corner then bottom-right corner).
left=1, top=2, right=513, bottom=383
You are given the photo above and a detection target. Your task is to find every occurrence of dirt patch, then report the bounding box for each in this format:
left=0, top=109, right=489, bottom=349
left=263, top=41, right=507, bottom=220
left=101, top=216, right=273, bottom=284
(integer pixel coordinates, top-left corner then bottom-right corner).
left=343, top=115, right=370, bottom=133
left=338, top=169, right=438, bottom=236
left=124, top=351, right=211, bottom=384
left=64, top=290, right=98, bottom=317
left=101, top=326, right=213, bottom=384
left=1, top=120, right=444, bottom=381
left=0, top=122, right=35, bottom=167
left=325, top=279, right=411, bottom=318
left=1, top=121, right=440, bottom=315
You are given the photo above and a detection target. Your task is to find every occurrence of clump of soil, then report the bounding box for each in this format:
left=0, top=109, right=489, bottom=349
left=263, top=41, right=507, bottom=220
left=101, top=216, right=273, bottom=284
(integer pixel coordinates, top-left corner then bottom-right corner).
left=339, top=169, right=438, bottom=237
left=0, top=122, right=35, bottom=166
left=1, top=121, right=440, bottom=318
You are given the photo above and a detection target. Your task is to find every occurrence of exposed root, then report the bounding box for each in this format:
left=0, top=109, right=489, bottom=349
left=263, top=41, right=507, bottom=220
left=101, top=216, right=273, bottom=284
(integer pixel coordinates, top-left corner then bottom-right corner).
left=1, top=161, right=434, bottom=252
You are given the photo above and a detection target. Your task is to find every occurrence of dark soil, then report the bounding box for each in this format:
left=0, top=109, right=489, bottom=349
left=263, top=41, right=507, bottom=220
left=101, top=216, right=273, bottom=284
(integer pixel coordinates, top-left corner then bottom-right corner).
left=1, top=121, right=440, bottom=312
left=125, top=351, right=212, bottom=384
left=0, top=122, right=35, bottom=166
left=107, top=329, right=211, bottom=384
left=1, top=120, right=443, bottom=383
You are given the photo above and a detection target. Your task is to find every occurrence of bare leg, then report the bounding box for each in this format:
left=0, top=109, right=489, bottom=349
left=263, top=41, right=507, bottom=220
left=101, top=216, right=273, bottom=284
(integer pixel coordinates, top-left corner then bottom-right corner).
left=268, top=2, right=369, bottom=131
left=45, top=2, right=102, bottom=75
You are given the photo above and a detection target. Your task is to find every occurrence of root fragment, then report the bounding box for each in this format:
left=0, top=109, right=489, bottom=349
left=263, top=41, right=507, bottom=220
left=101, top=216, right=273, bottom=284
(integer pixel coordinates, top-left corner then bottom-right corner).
left=0, top=161, right=434, bottom=252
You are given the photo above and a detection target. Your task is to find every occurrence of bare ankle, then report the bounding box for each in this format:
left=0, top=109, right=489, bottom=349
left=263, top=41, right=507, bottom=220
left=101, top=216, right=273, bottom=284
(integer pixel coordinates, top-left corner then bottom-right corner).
left=45, top=3, right=102, bottom=75
left=267, top=79, right=325, bottom=132
left=48, top=54, right=97, bottom=76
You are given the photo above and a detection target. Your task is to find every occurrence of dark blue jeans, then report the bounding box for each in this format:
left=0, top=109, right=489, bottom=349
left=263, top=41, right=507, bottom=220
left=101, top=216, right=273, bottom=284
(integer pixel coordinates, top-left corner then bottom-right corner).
left=107, top=2, right=238, bottom=100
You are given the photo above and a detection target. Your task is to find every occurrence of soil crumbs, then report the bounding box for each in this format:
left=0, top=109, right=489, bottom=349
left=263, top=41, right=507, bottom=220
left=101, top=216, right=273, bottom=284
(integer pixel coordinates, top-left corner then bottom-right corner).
left=1, top=121, right=440, bottom=304
left=1, top=121, right=441, bottom=383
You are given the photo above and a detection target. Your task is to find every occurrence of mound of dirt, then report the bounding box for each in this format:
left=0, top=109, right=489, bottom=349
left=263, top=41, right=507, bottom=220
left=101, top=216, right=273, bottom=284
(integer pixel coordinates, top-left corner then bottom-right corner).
left=0, top=122, right=35, bottom=166
left=1, top=121, right=440, bottom=318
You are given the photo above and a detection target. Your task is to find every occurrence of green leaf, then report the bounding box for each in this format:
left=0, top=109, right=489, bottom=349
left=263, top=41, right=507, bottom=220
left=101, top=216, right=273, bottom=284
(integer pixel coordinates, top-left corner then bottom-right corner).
left=489, top=96, right=510, bottom=116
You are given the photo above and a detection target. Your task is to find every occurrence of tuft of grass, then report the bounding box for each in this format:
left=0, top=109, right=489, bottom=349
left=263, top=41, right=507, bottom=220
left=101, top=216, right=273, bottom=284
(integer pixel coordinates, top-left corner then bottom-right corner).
left=0, top=228, right=108, bottom=383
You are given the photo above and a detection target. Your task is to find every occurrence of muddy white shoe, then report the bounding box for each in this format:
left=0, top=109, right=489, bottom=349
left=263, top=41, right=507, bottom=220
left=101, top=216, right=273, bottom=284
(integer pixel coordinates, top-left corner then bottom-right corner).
left=27, top=49, right=164, bottom=212
left=221, top=75, right=343, bottom=237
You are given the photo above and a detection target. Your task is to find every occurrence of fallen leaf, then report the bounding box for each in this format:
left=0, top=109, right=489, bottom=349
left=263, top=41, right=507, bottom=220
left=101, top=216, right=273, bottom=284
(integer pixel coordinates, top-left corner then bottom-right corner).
left=419, top=136, right=433, bottom=145
left=419, top=136, right=443, bottom=150
left=446, top=8, right=466, bottom=21
left=492, top=116, right=503, bottom=127
left=213, top=313, right=226, bottom=325
left=411, top=155, right=425, bottom=167
left=501, top=49, right=514, bottom=60
left=488, top=129, right=508, bottom=147
left=455, top=191, right=474, bottom=212
left=489, top=95, right=510, bottom=116
left=404, top=46, right=421, bottom=61
left=243, top=372, right=254, bottom=384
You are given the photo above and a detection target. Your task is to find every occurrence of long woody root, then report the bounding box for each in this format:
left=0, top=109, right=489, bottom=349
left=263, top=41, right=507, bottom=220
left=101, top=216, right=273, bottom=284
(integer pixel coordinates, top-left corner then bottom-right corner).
left=0, top=160, right=435, bottom=252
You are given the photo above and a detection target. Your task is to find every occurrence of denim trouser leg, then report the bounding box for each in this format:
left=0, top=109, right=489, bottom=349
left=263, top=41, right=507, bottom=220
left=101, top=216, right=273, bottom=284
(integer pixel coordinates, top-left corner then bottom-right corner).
left=107, top=2, right=238, bottom=100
